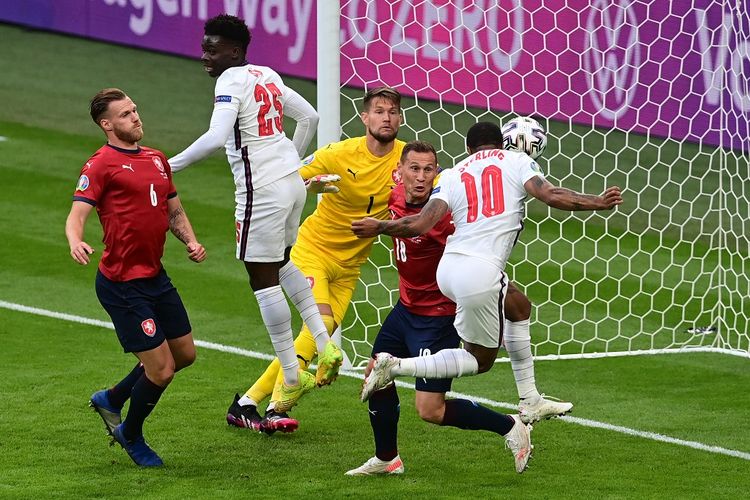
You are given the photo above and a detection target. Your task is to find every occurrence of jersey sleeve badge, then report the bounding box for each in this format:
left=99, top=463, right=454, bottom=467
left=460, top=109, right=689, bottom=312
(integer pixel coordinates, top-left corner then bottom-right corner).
left=76, top=174, right=90, bottom=191
left=215, top=95, right=232, bottom=103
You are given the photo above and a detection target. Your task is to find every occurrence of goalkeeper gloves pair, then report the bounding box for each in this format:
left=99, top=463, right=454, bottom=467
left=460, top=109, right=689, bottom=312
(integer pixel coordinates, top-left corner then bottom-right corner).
left=305, top=174, right=341, bottom=194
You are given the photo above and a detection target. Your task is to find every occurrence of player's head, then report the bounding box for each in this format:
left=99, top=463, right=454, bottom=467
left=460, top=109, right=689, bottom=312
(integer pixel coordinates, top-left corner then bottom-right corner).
left=399, top=140, right=438, bottom=204
left=361, top=87, right=402, bottom=144
left=90, top=88, right=143, bottom=146
left=466, top=122, right=503, bottom=154
left=202, top=14, right=251, bottom=77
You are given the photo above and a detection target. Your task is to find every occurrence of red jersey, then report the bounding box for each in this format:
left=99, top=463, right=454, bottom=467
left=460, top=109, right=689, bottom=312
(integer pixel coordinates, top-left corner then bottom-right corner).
left=73, top=144, right=177, bottom=282
left=389, top=184, right=456, bottom=316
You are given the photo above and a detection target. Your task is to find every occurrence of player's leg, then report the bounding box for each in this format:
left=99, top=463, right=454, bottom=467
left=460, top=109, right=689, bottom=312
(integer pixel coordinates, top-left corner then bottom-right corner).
left=237, top=176, right=314, bottom=412
left=267, top=261, right=353, bottom=404
left=313, top=263, right=358, bottom=385
left=268, top=254, right=336, bottom=393
left=283, top=243, right=343, bottom=387
left=413, top=322, right=530, bottom=474
left=363, top=259, right=504, bottom=398
left=429, top=391, right=529, bottom=470
left=347, top=304, right=410, bottom=476
left=90, top=272, right=141, bottom=433
left=279, top=199, right=342, bottom=382
left=92, top=271, right=173, bottom=466
left=156, top=272, right=197, bottom=373
left=91, top=273, right=196, bottom=433
left=405, top=257, right=504, bottom=372
left=504, top=281, right=573, bottom=422
left=113, top=271, right=195, bottom=466
left=236, top=257, right=333, bottom=432
left=259, top=310, right=329, bottom=434
left=89, top=361, right=143, bottom=433
left=245, top=259, right=314, bottom=411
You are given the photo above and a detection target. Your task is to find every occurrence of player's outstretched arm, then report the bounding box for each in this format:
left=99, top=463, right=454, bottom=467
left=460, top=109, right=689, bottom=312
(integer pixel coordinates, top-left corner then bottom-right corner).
left=524, top=176, right=623, bottom=211
left=352, top=199, right=449, bottom=238
left=65, top=201, right=95, bottom=265
left=167, top=196, right=206, bottom=263
left=168, top=107, right=237, bottom=173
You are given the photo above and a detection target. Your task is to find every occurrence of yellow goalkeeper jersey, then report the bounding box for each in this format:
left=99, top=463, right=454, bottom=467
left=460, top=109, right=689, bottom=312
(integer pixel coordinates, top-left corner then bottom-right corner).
left=297, top=136, right=405, bottom=265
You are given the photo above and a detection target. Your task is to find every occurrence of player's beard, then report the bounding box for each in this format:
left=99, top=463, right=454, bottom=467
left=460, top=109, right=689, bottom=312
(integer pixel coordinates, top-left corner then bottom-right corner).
left=113, top=124, right=144, bottom=145
left=369, top=126, right=398, bottom=144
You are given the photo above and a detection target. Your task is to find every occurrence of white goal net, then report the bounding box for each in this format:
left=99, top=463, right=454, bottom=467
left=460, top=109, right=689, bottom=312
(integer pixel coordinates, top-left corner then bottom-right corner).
left=323, top=0, right=750, bottom=367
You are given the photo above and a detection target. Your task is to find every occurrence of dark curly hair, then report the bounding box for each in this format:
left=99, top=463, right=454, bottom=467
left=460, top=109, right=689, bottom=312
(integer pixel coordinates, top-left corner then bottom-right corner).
left=466, top=122, right=503, bottom=152
left=204, top=14, right=251, bottom=53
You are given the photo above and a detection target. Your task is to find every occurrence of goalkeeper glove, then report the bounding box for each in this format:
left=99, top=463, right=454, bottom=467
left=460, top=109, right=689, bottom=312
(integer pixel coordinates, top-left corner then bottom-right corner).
left=305, top=174, right=341, bottom=194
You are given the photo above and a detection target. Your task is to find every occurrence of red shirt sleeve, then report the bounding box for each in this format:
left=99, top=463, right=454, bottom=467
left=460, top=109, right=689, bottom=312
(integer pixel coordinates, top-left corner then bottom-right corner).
left=73, top=154, right=108, bottom=206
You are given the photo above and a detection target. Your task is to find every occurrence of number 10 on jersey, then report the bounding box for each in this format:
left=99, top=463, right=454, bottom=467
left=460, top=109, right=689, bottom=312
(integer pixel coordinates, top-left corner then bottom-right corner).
left=461, top=166, right=505, bottom=223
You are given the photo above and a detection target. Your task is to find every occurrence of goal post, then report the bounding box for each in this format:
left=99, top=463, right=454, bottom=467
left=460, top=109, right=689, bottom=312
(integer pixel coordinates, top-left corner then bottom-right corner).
left=317, top=1, right=750, bottom=367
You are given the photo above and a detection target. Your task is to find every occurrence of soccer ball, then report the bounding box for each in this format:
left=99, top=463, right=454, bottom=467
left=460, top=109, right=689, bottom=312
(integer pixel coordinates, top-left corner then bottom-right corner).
left=501, top=116, right=547, bottom=160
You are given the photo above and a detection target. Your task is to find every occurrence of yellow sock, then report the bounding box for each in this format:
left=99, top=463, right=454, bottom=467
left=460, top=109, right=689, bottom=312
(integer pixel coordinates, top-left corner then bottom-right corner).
left=244, top=358, right=281, bottom=405
left=270, top=315, right=335, bottom=402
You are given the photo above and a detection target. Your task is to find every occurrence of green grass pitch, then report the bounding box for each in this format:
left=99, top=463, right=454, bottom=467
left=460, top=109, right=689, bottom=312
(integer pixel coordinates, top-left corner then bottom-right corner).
left=0, top=24, right=748, bottom=498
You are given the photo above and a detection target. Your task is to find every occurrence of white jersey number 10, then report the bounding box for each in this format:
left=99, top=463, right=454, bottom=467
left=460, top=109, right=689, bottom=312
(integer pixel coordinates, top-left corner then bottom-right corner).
left=460, top=165, right=505, bottom=223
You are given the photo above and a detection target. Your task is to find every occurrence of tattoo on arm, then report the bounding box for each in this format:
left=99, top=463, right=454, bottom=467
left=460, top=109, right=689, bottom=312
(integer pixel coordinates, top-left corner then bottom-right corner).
left=379, top=200, right=446, bottom=237
left=168, top=205, right=190, bottom=244
left=379, top=215, right=421, bottom=237
left=551, top=187, right=600, bottom=210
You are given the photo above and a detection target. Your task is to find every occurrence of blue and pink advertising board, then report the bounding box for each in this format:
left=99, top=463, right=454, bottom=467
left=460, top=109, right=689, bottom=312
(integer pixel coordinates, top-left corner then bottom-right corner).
left=2, top=0, right=747, bottom=150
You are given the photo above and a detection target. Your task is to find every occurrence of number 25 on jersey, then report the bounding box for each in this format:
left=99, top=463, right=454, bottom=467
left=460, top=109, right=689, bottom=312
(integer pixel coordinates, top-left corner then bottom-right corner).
left=254, top=83, right=283, bottom=136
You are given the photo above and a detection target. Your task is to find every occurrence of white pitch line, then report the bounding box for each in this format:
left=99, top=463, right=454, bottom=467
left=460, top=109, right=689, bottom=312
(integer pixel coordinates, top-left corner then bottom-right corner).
left=1, top=299, right=748, bottom=462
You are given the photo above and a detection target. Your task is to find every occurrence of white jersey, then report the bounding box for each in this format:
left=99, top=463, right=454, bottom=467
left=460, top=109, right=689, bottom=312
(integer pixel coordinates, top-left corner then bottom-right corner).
left=431, top=149, right=544, bottom=269
left=214, top=64, right=302, bottom=191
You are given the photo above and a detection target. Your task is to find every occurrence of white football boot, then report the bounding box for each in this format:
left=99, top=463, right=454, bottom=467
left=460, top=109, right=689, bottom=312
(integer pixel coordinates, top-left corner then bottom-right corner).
left=504, top=414, right=533, bottom=473
left=345, top=455, right=404, bottom=476
left=360, top=353, right=400, bottom=402
left=518, top=394, right=573, bottom=423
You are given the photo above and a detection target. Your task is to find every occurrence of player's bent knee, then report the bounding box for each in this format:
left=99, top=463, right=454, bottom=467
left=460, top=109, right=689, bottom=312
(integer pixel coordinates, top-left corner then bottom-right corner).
left=415, top=392, right=447, bottom=424
left=467, top=348, right=496, bottom=373
left=145, top=361, right=176, bottom=386
left=505, top=283, right=532, bottom=322
left=148, top=368, right=175, bottom=387
left=416, top=404, right=445, bottom=424
left=476, top=359, right=494, bottom=373
left=175, top=350, right=196, bottom=371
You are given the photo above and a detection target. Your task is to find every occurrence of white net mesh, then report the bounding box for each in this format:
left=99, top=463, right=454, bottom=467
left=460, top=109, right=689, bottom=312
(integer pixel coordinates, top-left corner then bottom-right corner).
left=333, top=0, right=750, bottom=367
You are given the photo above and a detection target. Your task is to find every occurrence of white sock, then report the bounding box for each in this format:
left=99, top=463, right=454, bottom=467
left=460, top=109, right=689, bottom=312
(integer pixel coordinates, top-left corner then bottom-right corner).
left=504, top=319, right=539, bottom=400
left=238, top=395, right=258, bottom=407
left=254, top=285, right=298, bottom=386
left=396, top=349, right=479, bottom=379
left=279, top=261, right=330, bottom=353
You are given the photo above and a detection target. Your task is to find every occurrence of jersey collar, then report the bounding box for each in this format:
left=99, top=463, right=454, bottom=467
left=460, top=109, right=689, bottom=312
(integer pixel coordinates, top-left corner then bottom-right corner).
left=106, top=143, right=141, bottom=154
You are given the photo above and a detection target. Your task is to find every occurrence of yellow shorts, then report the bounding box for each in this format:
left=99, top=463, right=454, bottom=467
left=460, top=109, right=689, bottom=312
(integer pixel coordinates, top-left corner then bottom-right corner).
left=291, top=244, right=362, bottom=326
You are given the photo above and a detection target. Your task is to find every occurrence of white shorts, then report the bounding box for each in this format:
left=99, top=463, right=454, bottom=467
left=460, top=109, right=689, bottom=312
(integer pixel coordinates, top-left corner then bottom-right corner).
left=235, top=172, right=306, bottom=262
left=436, top=253, right=508, bottom=348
